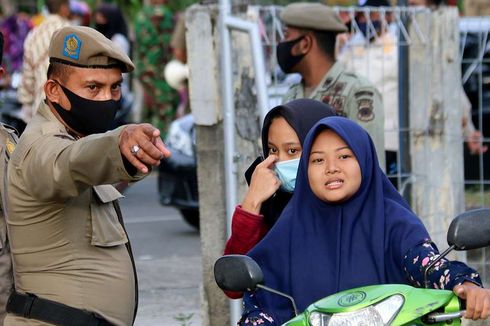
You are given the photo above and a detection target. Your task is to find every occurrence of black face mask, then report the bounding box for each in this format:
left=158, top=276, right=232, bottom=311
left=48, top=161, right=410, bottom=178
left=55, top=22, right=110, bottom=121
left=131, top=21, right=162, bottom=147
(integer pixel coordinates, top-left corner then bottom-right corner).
left=276, top=35, right=306, bottom=74
left=51, top=83, right=120, bottom=136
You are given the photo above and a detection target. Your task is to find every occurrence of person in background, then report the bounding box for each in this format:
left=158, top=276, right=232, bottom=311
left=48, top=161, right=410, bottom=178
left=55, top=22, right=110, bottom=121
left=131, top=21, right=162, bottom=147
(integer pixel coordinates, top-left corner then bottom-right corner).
left=69, top=0, right=91, bottom=26
left=338, top=0, right=401, bottom=184
left=17, top=0, right=71, bottom=123
left=277, top=2, right=386, bottom=170
left=134, top=0, right=178, bottom=137
left=168, top=12, right=189, bottom=118
left=338, top=0, right=486, bottom=184
left=94, top=3, right=133, bottom=127
left=0, top=31, right=13, bottom=326
left=0, top=10, right=32, bottom=78
left=94, top=4, right=129, bottom=57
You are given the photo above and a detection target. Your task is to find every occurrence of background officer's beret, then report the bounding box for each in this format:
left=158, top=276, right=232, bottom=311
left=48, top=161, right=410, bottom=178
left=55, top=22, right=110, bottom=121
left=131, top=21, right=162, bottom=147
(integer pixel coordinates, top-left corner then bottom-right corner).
left=280, top=2, right=348, bottom=33
left=48, top=26, right=134, bottom=72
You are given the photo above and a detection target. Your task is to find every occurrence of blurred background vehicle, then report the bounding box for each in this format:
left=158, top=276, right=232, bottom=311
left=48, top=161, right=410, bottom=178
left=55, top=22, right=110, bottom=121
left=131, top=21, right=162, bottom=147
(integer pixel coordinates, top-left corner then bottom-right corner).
left=158, top=114, right=199, bottom=230
left=0, top=71, right=26, bottom=134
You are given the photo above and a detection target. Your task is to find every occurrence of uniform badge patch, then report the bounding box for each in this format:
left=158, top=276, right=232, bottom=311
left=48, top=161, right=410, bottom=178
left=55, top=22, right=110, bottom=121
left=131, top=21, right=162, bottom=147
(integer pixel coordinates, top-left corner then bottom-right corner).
left=332, top=82, right=346, bottom=95
left=322, top=95, right=332, bottom=104
left=323, top=78, right=333, bottom=88
left=357, top=99, right=375, bottom=122
left=331, top=96, right=346, bottom=117
left=6, top=139, right=15, bottom=155
left=63, top=34, right=82, bottom=60
left=355, top=90, right=374, bottom=98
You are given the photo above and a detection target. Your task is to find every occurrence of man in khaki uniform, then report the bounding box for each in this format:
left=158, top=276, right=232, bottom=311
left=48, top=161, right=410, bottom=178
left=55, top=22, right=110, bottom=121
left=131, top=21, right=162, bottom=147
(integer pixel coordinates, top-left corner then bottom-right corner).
left=4, top=26, right=169, bottom=325
left=279, top=3, right=385, bottom=169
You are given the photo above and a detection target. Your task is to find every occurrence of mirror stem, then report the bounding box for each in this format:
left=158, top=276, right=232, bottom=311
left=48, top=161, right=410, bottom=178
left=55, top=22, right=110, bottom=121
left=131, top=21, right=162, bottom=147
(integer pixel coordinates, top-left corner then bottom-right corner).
left=256, top=284, right=299, bottom=316
left=424, top=244, right=455, bottom=288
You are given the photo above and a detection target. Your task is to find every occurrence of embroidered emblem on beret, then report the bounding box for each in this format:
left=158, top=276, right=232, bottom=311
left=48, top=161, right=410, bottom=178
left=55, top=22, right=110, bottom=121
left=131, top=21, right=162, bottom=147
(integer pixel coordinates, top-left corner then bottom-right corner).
left=63, top=34, right=82, bottom=60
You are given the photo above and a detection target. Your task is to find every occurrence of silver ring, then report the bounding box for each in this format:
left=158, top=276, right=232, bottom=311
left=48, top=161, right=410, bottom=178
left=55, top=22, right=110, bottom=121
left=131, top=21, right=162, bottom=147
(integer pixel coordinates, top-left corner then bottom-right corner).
left=130, top=145, right=140, bottom=155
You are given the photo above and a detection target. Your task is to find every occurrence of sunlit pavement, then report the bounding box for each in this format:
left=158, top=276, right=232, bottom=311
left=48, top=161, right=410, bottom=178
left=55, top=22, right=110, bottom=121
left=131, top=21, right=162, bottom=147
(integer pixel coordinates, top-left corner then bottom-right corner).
left=120, top=173, right=202, bottom=325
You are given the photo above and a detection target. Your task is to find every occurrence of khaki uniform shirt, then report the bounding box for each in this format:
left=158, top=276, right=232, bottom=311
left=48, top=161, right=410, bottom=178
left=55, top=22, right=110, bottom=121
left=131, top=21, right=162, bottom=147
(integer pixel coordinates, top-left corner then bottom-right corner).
left=5, top=103, right=145, bottom=326
left=283, top=62, right=385, bottom=170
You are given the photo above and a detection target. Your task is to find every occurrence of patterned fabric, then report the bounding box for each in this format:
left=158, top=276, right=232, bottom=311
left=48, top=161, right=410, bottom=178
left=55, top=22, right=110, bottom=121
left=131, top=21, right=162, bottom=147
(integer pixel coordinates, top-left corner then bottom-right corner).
left=17, top=15, right=70, bottom=120
left=403, top=240, right=481, bottom=290
left=134, top=4, right=178, bottom=136
left=0, top=14, right=33, bottom=74
left=239, top=293, right=276, bottom=326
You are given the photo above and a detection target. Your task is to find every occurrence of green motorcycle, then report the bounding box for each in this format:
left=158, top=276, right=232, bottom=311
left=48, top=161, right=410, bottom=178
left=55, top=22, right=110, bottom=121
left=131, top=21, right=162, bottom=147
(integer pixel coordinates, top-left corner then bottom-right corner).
left=214, top=209, right=490, bottom=325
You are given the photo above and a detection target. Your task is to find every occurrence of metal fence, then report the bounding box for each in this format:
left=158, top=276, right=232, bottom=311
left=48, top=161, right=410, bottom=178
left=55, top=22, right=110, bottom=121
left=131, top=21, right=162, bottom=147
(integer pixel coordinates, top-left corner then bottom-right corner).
left=459, top=16, right=490, bottom=288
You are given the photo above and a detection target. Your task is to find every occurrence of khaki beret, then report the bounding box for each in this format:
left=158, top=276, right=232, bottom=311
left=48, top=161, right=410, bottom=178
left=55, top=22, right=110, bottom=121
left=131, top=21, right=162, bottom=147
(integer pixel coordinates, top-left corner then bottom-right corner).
left=280, top=3, right=348, bottom=33
left=49, top=26, right=134, bottom=72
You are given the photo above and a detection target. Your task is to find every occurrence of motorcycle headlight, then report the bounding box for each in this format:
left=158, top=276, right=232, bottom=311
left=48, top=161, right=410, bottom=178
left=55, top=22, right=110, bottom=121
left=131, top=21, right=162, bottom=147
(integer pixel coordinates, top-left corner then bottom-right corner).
left=309, top=294, right=404, bottom=326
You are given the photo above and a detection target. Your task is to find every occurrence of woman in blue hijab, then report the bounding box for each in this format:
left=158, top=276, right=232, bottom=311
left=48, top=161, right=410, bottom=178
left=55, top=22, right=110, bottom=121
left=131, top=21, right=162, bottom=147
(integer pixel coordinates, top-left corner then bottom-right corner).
left=241, top=117, right=488, bottom=325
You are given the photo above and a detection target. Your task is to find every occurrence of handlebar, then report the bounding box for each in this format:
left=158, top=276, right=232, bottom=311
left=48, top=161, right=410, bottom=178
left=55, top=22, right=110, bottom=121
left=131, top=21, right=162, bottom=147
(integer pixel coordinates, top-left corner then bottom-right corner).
left=425, top=310, right=465, bottom=323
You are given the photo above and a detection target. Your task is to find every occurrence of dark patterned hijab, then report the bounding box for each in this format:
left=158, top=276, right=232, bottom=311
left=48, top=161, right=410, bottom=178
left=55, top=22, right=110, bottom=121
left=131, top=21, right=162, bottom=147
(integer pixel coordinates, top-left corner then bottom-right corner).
left=244, top=99, right=336, bottom=226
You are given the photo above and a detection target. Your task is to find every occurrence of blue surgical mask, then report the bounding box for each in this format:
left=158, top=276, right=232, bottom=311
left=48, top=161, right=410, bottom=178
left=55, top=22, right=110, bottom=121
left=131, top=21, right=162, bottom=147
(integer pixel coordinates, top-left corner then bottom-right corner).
left=274, top=158, right=300, bottom=193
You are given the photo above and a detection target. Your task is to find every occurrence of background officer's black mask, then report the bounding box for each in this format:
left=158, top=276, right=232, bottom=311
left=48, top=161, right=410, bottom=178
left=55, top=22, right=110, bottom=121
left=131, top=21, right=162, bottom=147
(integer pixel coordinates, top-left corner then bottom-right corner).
left=276, top=35, right=307, bottom=74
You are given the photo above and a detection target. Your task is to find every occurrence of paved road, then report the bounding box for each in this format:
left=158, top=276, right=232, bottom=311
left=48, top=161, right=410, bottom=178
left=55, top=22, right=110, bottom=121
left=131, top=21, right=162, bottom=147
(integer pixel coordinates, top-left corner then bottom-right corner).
left=119, top=173, right=202, bottom=326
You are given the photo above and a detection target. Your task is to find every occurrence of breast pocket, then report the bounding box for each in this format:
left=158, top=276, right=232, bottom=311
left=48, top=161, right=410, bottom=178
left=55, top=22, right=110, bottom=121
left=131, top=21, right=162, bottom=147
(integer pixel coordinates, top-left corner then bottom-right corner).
left=90, top=185, right=128, bottom=247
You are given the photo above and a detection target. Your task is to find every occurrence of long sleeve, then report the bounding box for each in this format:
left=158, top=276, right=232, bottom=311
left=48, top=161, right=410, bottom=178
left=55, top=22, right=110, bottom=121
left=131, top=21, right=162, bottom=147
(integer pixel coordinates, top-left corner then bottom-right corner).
left=224, top=205, right=269, bottom=255
left=223, top=205, right=269, bottom=299
left=17, top=126, right=146, bottom=202
left=403, top=240, right=482, bottom=290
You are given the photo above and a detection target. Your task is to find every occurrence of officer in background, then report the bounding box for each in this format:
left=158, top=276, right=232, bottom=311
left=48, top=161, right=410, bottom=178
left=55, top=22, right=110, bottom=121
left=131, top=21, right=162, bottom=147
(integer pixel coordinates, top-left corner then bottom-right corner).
left=0, top=31, right=13, bottom=326
left=5, top=26, right=169, bottom=325
left=279, top=2, right=385, bottom=169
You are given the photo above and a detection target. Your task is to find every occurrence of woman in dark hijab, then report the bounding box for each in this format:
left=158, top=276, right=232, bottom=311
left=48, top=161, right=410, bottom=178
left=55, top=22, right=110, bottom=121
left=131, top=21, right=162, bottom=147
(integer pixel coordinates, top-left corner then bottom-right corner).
left=241, top=117, right=487, bottom=325
left=94, top=4, right=133, bottom=127
left=94, top=4, right=128, bottom=41
left=223, top=99, right=336, bottom=279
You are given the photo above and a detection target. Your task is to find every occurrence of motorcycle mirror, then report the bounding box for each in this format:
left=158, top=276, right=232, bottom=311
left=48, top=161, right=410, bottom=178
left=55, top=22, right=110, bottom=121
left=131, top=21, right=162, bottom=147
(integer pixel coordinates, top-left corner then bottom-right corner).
left=447, top=208, right=490, bottom=250
left=214, top=255, right=264, bottom=292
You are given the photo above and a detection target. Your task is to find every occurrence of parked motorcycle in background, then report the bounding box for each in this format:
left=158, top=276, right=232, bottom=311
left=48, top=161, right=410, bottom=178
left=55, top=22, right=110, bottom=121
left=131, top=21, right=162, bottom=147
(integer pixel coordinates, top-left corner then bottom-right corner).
left=215, top=209, right=490, bottom=326
left=158, top=59, right=200, bottom=230
left=158, top=114, right=199, bottom=230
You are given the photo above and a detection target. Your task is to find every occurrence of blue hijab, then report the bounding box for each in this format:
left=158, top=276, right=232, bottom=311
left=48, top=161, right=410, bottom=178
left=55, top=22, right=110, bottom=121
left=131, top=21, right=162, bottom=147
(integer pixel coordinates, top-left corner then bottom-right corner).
left=247, top=117, right=429, bottom=323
